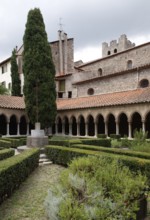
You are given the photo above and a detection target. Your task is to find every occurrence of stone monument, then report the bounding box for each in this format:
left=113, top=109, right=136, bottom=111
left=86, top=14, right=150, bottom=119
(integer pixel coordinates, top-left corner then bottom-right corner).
left=27, top=122, right=48, bottom=148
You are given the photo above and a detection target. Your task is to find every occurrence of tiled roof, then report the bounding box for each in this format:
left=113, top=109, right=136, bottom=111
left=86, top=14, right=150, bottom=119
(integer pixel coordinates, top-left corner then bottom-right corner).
left=0, top=87, right=150, bottom=111
left=57, top=87, right=150, bottom=110
left=0, top=95, right=25, bottom=109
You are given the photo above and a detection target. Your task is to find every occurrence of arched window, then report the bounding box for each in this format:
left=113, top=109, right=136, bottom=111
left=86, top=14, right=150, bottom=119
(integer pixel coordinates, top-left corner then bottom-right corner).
left=107, top=51, right=111, bottom=55
left=87, top=88, right=94, bottom=95
left=98, top=68, right=102, bottom=76
left=114, top=48, right=117, bottom=53
left=139, top=79, right=149, bottom=88
left=127, top=60, right=132, bottom=69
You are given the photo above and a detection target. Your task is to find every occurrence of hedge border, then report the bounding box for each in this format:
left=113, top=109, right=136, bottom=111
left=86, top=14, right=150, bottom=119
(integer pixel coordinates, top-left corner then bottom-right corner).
left=0, top=148, right=40, bottom=204
left=45, top=145, right=150, bottom=180
left=0, top=149, right=15, bottom=161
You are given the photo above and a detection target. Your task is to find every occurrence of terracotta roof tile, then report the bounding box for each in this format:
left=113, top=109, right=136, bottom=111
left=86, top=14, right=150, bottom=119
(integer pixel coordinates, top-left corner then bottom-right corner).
left=0, top=87, right=149, bottom=111
left=0, top=95, right=25, bottom=109
left=57, top=88, right=150, bottom=110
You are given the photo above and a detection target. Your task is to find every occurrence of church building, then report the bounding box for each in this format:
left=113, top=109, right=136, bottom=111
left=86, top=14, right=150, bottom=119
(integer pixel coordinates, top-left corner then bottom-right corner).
left=0, top=32, right=150, bottom=138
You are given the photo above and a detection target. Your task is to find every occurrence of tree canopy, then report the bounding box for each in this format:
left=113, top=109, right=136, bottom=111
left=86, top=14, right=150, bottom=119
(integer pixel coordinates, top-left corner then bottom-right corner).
left=11, top=48, right=21, bottom=96
left=23, top=8, right=57, bottom=128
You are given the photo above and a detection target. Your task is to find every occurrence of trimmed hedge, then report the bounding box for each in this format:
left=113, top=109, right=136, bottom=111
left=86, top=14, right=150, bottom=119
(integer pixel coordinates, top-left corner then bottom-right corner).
left=71, top=144, right=150, bottom=160
left=0, top=149, right=15, bottom=161
left=0, top=139, right=11, bottom=148
left=48, top=139, right=82, bottom=147
left=45, top=145, right=150, bottom=180
left=0, top=138, right=26, bottom=148
left=80, top=138, right=111, bottom=147
left=109, top=134, right=121, bottom=139
left=0, top=148, right=40, bottom=204
left=97, top=134, right=107, bottom=138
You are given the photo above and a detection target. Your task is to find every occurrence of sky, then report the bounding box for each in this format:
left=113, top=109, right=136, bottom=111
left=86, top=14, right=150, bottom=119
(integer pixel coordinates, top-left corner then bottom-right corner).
left=1, top=0, right=150, bottom=62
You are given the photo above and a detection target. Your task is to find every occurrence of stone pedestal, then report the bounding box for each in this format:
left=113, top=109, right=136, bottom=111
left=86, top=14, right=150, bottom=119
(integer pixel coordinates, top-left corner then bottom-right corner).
left=27, top=122, right=48, bottom=148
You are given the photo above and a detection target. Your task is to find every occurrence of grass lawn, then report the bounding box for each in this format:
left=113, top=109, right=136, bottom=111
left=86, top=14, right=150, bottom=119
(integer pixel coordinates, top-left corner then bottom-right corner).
left=0, top=164, right=65, bottom=220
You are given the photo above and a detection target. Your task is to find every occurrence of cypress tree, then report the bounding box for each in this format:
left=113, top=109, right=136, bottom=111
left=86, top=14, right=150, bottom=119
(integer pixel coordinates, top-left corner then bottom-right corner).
left=11, top=48, right=21, bottom=96
left=23, top=8, right=57, bottom=128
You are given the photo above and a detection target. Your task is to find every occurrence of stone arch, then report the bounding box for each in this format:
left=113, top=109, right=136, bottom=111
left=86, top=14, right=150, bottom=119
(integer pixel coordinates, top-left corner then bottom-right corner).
left=145, top=112, right=150, bottom=138
left=19, top=115, right=27, bottom=135
left=96, top=114, right=105, bottom=135
left=63, top=116, right=69, bottom=135
left=131, top=112, right=142, bottom=137
left=78, top=115, right=85, bottom=136
left=87, top=114, right=95, bottom=136
left=57, top=116, right=62, bottom=133
left=70, top=116, right=77, bottom=136
left=107, top=113, right=116, bottom=136
left=9, top=115, right=17, bottom=135
left=118, top=113, right=128, bottom=137
left=0, top=114, right=7, bottom=135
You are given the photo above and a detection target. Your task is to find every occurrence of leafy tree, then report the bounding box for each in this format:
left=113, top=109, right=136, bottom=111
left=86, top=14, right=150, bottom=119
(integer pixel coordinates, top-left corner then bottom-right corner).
left=23, top=8, right=57, bottom=128
left=11, top=48, right=21, bottom=96
left=0, top=84, right=9, bottom=95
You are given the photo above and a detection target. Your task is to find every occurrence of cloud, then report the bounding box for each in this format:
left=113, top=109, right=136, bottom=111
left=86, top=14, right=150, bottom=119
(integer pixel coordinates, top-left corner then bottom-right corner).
left=0, top=0, right=150, bottom=61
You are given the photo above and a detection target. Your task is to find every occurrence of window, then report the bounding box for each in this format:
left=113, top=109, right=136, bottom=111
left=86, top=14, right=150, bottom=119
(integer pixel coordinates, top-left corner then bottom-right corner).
left=1, top=81, right=6, bottom=87
left=58, top=92, right=63, bottom=98
left=139, top=79, right=149, bottom=88
left=59, top=80, right=65, bottom=92
left=68, top=91, right=72, bottom=98
left=87, top=88, right=94, bottom=95
left=2, top=64, right=7, bottom=73
left=127, top=60, right=132, bottom=69
left=98, top=68, right=102, bottom=76
left=107, top=51, right=111, bottom=55
left=114, top=48, right=117, bottom=53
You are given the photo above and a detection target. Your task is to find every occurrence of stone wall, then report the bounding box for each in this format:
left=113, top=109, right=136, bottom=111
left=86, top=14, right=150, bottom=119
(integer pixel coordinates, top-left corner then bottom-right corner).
left=75, top=67, right=150, bottom=97
left=78, top=43, right=150, bottom=78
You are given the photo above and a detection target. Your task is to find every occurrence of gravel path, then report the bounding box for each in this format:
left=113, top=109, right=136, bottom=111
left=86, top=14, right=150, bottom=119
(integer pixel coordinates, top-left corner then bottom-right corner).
left=0, top=164, right=65, bottom=220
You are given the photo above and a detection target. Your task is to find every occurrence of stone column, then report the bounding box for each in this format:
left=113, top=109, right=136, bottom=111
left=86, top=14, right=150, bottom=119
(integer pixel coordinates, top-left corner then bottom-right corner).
left=26, top=123, right=29, bottom=136
left=104, top=121, right=108, bottom=137
left=69, top=123, right=72, bottom=136
left=85, top=123, right=88, bottom=136
left=17, top=123, right=20, bottom=135
left=62, top=122, right=65, bottom=135
left=94, top=122, right=98, bottom=137
left=142, top=120, right=145, bottom=133
left=116, top=121, right=119, bottom=135
left=77, top=123, right=80, bottom=136
left=7, top=122, right=9, bottom=136
left=128, top=121, right=132, bottom=138
left=55, top=123, right=58, bottom=135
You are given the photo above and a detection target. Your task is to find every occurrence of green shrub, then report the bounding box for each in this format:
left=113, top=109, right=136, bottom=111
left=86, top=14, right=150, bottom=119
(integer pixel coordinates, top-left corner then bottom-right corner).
left=0, top=139, right=11, bottom=148
left=45, top=145, right=150, bottom=180
left=81, top=138, right=111, bottom=147
left=110, top=134, right=121, bottom=139
left=72, top=144, right=150, bottom=160
left=48, top=139, right=82, bottom=147
left=45, top=156, right=148, bottom=220
left=0, top=138, right=22, bottom=148
left=0, top=149, right=15, bottom=161
left=0, top=148, right=40, bottom=204
left=97, top=134, right=107, bottom=138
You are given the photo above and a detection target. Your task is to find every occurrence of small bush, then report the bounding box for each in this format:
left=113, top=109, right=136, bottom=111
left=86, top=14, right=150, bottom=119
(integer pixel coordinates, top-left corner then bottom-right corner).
left=45, top=156, right=148, bottom=220
left=110, top=134, right=121, bottom=139
left=81, top=138, right=111, bottom=147
left=0, top=148, right=40, bottom=204
left=97, top=134, right=107, bottom=138
left=0, top=149, right=15, bottom=161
